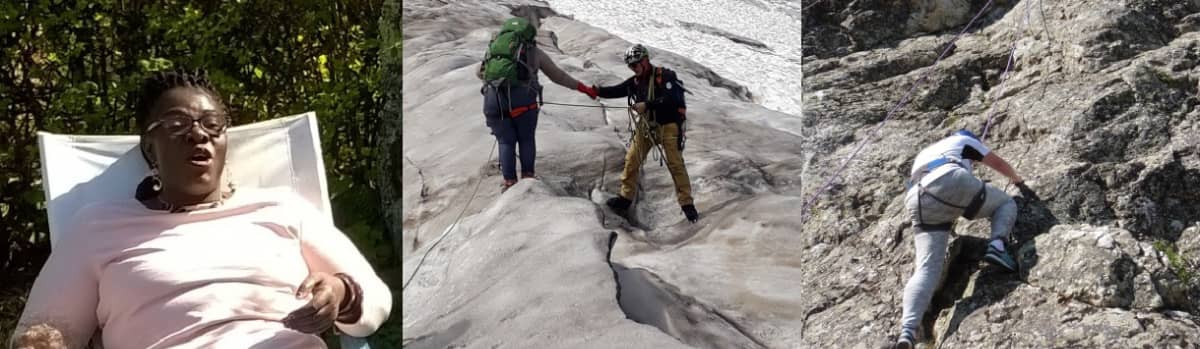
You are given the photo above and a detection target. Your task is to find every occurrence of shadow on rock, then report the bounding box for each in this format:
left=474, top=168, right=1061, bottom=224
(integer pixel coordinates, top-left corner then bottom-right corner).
left=402, top=319, right=472, bottom=349
left=801, top=0, right=1020, bottom=57
left=931, top=191, right=1059, bottom=345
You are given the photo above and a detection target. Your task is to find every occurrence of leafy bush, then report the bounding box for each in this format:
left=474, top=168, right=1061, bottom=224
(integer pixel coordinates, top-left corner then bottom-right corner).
left=0, top=0, right=400, bottom=346
left=1154, top=240, right=1194, bottom=284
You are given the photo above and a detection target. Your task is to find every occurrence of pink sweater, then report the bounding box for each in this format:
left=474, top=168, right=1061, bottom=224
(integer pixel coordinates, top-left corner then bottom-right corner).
left=14, top=187, right=391, bottom=348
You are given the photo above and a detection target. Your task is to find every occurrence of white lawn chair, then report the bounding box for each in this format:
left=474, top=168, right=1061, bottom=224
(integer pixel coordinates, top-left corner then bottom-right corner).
left=37, top=112, right=371, bottom=349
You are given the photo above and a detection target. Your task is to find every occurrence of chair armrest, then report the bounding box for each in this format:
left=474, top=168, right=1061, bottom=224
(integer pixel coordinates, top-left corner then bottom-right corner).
left=339, top=335, right=370, bottom=349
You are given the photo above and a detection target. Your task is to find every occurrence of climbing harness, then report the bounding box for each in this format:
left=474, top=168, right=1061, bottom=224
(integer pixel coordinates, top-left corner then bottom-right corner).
left=908, top=157, right=988, bottom=232
left=482, top=82, right=542, bottom=131
left=630, top=70, right=672, bottom=167
left=797, top=0, right=998, bottom=224
left=401, top=139, right=497, bottom=291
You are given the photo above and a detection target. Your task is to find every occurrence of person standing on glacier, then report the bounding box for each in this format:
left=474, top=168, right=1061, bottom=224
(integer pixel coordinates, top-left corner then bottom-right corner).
left=479, top=16, right=599, bottom=192
left=592, top=44, right=698, bottom=223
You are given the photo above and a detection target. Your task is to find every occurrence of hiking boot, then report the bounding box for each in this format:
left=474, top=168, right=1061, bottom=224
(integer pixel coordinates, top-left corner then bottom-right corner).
left=606, top=196, right=632, bottom=215
left=984, top=239, right=1018, bottom=272
left=893, top=332, right=914, bottom=349
left=681, top=204, right=699, bottom=223
left=521, top=172, right=537, bottom=180
left=500, top=179, right=518, bottom=193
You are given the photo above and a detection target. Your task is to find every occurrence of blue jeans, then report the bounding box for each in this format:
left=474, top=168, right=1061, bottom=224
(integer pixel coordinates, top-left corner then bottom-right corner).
left=483, top=84, right=540, bottom=180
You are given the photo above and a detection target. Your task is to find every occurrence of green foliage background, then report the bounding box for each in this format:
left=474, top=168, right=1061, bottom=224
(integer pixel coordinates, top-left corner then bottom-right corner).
left=0, top=0, right=402, bottom=346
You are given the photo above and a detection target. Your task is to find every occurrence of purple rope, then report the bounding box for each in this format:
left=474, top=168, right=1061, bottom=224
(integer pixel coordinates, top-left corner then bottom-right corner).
left=803, top=0, right=826, bottom=11
left=798, top=0, right=997, bottom=224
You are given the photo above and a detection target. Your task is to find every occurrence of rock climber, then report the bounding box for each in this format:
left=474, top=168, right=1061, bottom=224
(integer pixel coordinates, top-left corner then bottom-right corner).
left=893, top=129, right=1034, bottom=348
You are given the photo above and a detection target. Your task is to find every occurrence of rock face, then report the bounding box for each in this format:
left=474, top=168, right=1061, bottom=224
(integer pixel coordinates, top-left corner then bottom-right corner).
left=394, top=0, right=1200, bottom=347
left=801, top=0, right=1200, bottom=347
left=400, top=183, right=689, bottom=348
left=930, top=224, right=1200, bottom=347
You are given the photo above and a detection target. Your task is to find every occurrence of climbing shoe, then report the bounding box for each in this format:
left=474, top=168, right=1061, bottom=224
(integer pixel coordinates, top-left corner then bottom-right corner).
left=984, top=239, right=1018, bottom=272
left=682, top=204, right=699, bottom=223
left=893, top=332, right=914, bottom=349
left=606, top=196, right=632, bottom=216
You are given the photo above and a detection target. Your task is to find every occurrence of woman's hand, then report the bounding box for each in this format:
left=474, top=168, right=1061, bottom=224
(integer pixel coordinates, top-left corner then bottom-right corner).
left=282, top=272, right=347, bottom=333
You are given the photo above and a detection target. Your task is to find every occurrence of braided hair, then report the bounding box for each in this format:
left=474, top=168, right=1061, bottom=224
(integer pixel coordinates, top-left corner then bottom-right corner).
left=134, top=68, right=228, bottom=201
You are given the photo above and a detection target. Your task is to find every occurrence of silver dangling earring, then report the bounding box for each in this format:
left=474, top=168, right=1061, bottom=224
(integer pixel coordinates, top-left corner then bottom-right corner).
left=151, top=167, right=162, bottom=192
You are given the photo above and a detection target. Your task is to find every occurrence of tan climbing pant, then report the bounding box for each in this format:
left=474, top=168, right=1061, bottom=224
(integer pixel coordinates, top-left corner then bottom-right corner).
left=618, top=122, right=694, bottom=206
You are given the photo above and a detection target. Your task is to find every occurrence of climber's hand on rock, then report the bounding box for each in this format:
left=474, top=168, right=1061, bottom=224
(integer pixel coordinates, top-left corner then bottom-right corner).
left=1015, top=181, right=1040, bottom=201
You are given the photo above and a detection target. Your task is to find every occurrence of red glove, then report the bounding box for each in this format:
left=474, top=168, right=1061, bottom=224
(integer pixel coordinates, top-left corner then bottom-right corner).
left=576, top=82, right=598, bottom=99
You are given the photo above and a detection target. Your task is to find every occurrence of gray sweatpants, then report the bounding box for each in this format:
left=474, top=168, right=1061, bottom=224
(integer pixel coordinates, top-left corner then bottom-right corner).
left=898, top=167, right=1016, bottom=339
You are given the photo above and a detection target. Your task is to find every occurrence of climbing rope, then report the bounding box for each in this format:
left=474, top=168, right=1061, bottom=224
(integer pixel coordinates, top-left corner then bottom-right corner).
left=802, top=0, right=826, bottom=11
left=539, top=99, right=659, bottom=160
left=928, top=6, right=1042, bottom=346
left=972, top=0, right=1033, bottom=223
left=627, top=106, right=668, bottom=167
left=403, top=89, right=675, bottom=288
left=980, top=0, right=1034, bottom=140
left=542, top=101, right=630, bottom=109
left=401, top=139, right=497, bottom=291
left=403, top=97, right=627, bottom=291
left=797, top=0, right=998, bottom=224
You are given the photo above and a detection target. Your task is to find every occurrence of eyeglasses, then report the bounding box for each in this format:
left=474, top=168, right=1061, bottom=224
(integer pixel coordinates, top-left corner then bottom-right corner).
left=145, top=112, right=230, bottom=137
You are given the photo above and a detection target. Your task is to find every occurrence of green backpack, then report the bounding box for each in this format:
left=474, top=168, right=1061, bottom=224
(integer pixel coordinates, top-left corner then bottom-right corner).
left=482, top=17, right=537, bottom=85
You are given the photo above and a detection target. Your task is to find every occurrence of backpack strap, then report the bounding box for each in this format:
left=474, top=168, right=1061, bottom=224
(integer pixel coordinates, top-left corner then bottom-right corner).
left=515, top=43, right=532, bottom=82
left=655, top=68, right=687, bottom=121
left=645, top=66, right=656, bottom=108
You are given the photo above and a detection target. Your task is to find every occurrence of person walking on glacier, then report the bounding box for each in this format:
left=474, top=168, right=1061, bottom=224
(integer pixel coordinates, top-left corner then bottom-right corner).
left=592, top=44, right=698, bottom=223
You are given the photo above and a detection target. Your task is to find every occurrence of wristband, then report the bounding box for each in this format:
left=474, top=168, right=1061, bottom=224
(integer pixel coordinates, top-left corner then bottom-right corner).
left=334, top=273, right=364, bottom=323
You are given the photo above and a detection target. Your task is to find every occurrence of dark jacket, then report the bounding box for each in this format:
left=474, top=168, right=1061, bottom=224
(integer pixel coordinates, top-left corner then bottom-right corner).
left=596, top=67, right=687, bottom=125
